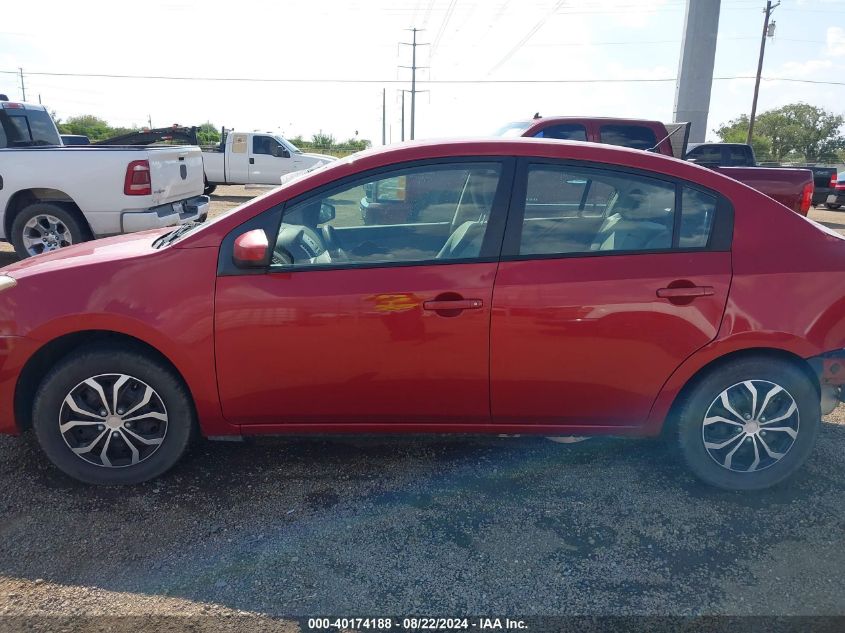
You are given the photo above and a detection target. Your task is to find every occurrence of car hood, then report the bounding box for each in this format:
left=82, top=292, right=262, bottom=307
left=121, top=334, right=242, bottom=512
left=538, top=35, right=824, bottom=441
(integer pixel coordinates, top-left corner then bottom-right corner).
left=302, top=152, right=338, bottom=162
left=1, top=228, right=171, bottom=280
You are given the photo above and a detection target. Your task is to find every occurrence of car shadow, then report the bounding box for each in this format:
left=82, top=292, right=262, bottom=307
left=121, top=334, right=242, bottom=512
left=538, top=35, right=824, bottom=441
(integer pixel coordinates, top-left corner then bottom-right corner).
left=0, top=251, right=18, bottom=267
left=1, top=421, right=844, bottom=616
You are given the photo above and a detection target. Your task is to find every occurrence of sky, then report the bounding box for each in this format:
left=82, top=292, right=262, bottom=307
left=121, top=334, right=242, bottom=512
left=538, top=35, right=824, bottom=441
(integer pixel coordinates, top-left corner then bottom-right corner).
left=0, top=0, right=843, bottom=145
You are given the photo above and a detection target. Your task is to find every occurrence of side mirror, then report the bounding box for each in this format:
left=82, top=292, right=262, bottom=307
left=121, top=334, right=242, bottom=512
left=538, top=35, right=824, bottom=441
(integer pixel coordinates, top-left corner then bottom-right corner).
left=318, top=202, right=336, bottom=224
left=272, top=145, right=291, bottom=159
left=233, top=229, right=270, bottom=268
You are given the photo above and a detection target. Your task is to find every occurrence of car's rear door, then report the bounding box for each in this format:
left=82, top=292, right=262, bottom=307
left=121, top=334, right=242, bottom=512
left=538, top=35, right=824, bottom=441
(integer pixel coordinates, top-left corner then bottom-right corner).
left=214, top=158, right=514, bottom=428
left=490, top=159, right=733, bottom=430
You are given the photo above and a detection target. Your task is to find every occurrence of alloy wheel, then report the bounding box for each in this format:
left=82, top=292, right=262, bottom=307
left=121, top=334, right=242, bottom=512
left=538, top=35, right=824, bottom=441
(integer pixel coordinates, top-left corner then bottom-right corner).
left=22, top=214, right=73, bottom=256
left=58, top=374, right=168, bottom=468
left=702, top=380, right=800, bottom=473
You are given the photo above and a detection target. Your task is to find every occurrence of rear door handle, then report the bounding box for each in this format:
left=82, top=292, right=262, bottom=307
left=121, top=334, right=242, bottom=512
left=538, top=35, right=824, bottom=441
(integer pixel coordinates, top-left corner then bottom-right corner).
left=656, top=286, right=714, bottom=298
left=249, top=157, right=255, bottom=164
left=423, top=299, right=483, bottom=311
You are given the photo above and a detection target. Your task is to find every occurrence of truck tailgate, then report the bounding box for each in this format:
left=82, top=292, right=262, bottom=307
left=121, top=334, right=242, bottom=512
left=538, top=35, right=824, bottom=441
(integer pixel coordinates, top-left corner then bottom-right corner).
left=717, top=166, right=813, bottom=215
left=147, top=146, right=204, bottom=203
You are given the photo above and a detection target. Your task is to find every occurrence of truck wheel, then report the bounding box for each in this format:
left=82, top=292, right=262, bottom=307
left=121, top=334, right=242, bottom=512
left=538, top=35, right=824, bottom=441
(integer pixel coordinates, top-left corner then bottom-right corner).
left=204, top=180, right=217, bottom=195
left=32, top=344, right=196, bottom=485
left=825, top=203, right=841, bottom=210
left=10, top=202, right=89, bottom=259
left=672, top=357, right=820, bottom=491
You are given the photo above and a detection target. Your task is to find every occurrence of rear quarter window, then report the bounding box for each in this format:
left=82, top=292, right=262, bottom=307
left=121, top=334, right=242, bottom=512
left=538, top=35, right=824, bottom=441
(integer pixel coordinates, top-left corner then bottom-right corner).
left=599, top=125, right=657, bottom=151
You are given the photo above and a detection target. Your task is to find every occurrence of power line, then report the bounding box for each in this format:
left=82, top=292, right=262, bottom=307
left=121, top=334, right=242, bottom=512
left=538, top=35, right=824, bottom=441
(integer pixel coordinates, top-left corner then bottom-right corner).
left=1, top=69, right=843, bottom=86
left=430, top=0, right=457, bottom=56
left=488, top=0, right=567, bottom=75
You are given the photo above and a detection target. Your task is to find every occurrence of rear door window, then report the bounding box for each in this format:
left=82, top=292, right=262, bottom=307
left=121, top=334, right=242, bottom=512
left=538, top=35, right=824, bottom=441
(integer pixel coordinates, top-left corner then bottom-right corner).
left=24, top=109, right=60, bottom=145
left=0, top=110, right=60, bottom=147
left=598, top=125, right=657, bottom=151
left=514, top=164, right=722, bottom=257
left=533, top=124, right=587, bottom=141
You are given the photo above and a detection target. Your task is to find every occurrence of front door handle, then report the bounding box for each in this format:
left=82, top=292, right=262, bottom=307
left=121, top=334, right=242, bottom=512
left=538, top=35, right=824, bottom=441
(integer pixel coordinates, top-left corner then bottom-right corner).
left=423, top=299, right=483, bottom=311
left=249, top=157, right=255, bottom=164
left=656, top=286, right=714, bottom=298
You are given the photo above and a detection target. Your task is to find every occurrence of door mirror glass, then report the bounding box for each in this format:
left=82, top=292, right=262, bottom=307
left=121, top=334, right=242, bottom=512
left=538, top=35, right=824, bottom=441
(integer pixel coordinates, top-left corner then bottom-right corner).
left=233, top=229, right=270, bottom=268
left=318, top=202, right=336, bottom=224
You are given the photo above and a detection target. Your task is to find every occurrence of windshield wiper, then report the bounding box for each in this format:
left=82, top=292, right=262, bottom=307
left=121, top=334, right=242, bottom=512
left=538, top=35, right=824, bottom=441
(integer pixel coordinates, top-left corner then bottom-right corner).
left=153, top=222, right=201, bottom=249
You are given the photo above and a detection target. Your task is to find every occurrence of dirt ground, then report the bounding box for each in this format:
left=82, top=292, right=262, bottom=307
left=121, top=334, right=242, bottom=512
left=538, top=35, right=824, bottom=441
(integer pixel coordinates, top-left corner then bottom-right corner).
left=0, top=197, right=844, bottom=630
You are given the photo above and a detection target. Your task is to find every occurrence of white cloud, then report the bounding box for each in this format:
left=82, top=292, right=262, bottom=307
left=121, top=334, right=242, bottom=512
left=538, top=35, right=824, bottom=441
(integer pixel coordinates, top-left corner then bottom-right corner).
left=827, top=26, right=845, bottom=56
left=778, top=59, right=834, bottom=76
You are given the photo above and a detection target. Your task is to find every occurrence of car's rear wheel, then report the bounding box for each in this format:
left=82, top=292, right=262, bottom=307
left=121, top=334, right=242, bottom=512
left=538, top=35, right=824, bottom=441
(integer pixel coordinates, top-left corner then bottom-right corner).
left=32, top=345, right=196, bottom=485
left=11, top=202, right=89, bottom=259
left=673, top=357, right=820, bottom=490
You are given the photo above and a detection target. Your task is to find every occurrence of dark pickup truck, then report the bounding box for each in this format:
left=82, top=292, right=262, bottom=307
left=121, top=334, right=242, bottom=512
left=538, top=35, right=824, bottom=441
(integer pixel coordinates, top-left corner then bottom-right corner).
left=687, top=142, right=837, bottom=208
left=497, top=118, right=815, bottom=216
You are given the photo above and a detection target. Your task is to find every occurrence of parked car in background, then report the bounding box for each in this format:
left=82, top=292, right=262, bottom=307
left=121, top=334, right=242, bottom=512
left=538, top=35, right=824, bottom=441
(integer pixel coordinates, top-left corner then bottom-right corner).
left=1, top=138, right=843, bottom=491
left=686, top=142, right=837, bottom=208
left=60, top=134, right=90, bottom=146
left=201, top=130, right=337, bottom=193
left=497, top=117, right=815, bottom=216
left=827, top=173, right=845, bottom=210
left=0, top=98, right=208, bottom=258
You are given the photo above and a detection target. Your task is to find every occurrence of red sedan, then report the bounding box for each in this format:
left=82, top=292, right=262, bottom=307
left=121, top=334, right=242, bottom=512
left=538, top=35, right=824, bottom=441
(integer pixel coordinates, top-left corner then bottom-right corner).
left=0, top=139, right=843, bottom=490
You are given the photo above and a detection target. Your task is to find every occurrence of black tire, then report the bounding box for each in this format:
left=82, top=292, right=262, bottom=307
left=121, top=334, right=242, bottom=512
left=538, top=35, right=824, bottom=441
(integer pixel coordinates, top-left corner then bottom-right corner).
left=825, top=203, right=841, bottom=210
left=204, top=181, right=217, bottom=195
left=673, top=357, right=820, bottom=491
left=10, top=202, right=90, bottom=259
left=32, top=345, right=196, bottom=485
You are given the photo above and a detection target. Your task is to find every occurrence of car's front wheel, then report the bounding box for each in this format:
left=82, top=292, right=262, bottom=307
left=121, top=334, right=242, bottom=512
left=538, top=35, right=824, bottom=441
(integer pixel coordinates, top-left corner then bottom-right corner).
left=32, top=345, right=196, bottom=485
left=673, top=357, right=820, bottom=491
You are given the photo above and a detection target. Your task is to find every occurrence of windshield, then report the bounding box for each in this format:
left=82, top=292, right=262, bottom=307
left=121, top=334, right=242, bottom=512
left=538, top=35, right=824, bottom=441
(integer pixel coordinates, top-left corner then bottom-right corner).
left=275, top=136, right=302, bottom=154
left=493, top=121, right=532, bottom=138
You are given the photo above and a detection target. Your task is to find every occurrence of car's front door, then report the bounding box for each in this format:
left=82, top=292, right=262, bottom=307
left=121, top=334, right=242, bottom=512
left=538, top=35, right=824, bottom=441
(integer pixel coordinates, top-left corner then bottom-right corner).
left=491, top=160, right=733, bottom=429
left=215, top=159, right=513, bottom=427
left=249, top=135, right=292, bottom=185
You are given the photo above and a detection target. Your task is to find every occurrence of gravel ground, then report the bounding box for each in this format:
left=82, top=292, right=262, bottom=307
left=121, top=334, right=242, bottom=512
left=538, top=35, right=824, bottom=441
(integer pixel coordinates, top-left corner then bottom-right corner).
left=0, top=198, right=844, bottom=628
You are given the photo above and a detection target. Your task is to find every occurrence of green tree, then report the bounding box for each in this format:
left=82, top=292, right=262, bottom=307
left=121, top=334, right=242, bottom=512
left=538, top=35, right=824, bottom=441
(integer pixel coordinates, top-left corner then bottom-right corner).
left=311, top=130, right=335, bottom=148
left=57, top=115, right=112, bottom=141
left=340, top=137, right=372, bottom=151
left=713, top=115, right=773, bottom=161
left=197, top=122, right=220, bottom=145
left=715, top=103, right=845, bottom=163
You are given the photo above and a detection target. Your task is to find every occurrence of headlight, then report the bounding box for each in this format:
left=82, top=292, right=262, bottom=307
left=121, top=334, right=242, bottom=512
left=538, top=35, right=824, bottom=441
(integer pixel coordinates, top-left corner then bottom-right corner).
left=0, top=275, right=17, bottom=293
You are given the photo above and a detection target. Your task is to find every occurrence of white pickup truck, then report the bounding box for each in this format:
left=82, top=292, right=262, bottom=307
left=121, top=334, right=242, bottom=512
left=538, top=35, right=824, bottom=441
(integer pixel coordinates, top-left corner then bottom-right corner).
left=202, top=131, right=336, bottom=192
left=0, top=98, right=208, bottom=258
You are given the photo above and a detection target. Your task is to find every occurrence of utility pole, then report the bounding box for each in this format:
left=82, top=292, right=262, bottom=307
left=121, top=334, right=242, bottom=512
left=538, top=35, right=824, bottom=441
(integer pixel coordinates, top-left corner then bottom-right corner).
left=401, top=90, right=406, bottom=141
left=673, top=0, right=721, bottom=143
left=747, top=0, right=779, bottom=144
left=148, top=114, right=153, bottom=129
left=382, top=88, right=386, bottom=145
left=19, top=68, right=25, bottom=101
left=399, top=28, right=429, bottom=140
